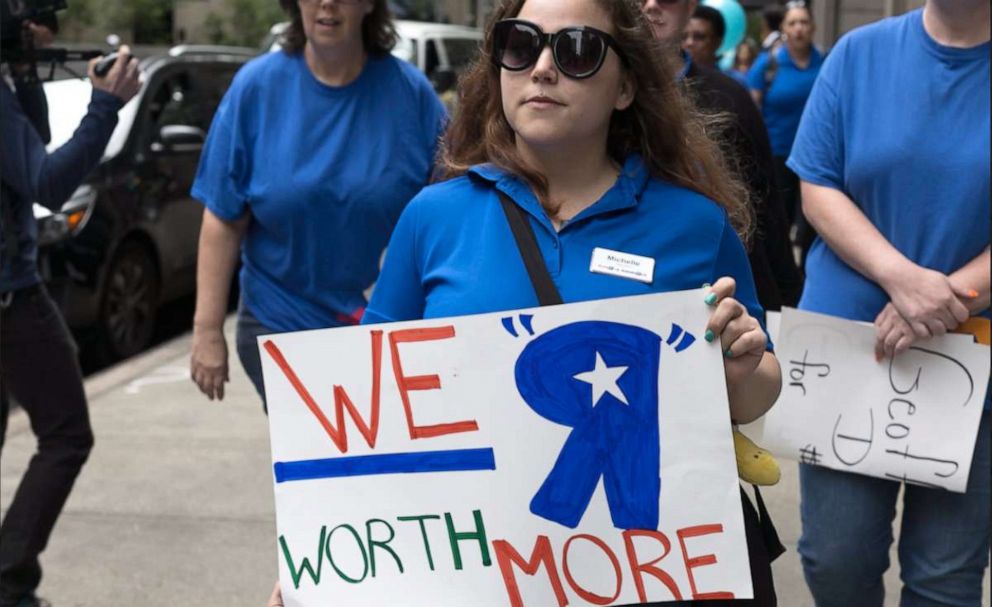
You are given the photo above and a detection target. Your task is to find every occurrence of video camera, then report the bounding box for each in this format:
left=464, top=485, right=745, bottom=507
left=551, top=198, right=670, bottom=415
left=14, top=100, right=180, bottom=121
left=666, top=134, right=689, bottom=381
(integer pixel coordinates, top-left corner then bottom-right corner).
left=1, top=0, right=102, bottom=81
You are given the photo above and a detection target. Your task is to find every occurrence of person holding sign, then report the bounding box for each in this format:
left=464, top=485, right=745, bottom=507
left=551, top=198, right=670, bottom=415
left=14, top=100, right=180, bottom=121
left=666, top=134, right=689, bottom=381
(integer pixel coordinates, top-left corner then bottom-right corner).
left=364, top=0, right=782, bottom=602
left=189, top=0, right=446, bottom=407
left=787, top=0, right=990, bottom=604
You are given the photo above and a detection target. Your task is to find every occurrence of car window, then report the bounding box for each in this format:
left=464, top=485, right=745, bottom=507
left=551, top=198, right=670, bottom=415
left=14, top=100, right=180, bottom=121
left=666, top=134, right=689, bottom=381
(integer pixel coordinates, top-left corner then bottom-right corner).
left=425, top=39, right=440, bottom=77
left=444, top=38, right=482, bottom=73
left=147, top=71, right=197, bottom=131
left=392, top=36, right=415, bottom=64
left=144, top=62, right=240, bottom=141
left=193, top=64, right=240, bottom=126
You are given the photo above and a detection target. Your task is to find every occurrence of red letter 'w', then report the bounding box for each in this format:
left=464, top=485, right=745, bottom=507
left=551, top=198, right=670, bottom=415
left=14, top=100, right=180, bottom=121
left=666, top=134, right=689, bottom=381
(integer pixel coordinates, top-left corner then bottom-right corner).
left=262, top=331, right=383, bottom=453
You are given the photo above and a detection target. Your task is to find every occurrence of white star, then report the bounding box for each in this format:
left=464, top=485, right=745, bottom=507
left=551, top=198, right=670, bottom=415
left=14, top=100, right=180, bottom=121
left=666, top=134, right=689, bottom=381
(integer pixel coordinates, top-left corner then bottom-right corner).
left=573, top=352, right=630, bottom=407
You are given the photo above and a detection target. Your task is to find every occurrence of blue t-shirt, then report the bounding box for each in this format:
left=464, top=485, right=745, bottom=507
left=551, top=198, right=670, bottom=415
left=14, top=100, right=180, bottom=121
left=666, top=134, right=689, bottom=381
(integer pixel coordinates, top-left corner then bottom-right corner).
left=191, top=51, right=446, bottom=332
left=788, top=9, right=990, bottom=325
left=747, top=45, right=823, bottom=157
left=363, top=155, right=767, bottom=339
left=725, top=68, right=749, bottom=89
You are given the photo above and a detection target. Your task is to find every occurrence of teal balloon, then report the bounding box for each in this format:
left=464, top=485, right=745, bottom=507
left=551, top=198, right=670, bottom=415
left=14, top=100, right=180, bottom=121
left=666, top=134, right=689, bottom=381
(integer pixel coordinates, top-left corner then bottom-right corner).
left=703, top=0, right=747, bottom=57
left=718, top=52, right=735, bottom=71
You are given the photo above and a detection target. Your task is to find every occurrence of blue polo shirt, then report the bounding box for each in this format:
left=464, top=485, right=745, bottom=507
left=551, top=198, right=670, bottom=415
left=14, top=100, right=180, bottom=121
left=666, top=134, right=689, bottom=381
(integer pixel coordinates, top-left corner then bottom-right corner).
left=747, top=45, right=823, bottom=157
left=363, top=155, right=767, bottom=336
left=192, top=50, right=446, bottom=332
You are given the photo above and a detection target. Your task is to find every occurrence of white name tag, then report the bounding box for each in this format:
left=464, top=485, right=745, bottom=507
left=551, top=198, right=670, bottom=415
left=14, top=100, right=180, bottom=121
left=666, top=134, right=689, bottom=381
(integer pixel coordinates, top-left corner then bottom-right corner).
left=589, top=247, right=655, bottom=284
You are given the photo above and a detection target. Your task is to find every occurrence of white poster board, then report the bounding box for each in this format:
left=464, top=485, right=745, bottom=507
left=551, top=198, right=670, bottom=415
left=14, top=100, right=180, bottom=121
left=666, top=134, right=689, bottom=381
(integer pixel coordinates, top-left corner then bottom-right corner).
left=260, top=291, right=752, bottom=606
left=746, top=308, right=990, bottom=492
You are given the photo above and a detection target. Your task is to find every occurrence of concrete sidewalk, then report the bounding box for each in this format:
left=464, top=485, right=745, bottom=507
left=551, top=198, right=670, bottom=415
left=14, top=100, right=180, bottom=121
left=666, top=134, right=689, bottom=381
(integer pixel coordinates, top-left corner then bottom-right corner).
left=2, top=318, right=988, bottom=606
left=1, top=317, right=276, bottom=606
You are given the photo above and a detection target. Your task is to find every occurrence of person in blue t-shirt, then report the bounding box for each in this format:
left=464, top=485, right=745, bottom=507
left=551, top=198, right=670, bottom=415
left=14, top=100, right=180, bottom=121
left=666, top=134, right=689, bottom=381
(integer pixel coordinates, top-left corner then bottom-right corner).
left=747, top=0, right=822, bottom=263
left=787, top=1, right=990, bottom=604
left=189, top=0, right=446, bottom=406
left=365, top=0, right=782, bottom=600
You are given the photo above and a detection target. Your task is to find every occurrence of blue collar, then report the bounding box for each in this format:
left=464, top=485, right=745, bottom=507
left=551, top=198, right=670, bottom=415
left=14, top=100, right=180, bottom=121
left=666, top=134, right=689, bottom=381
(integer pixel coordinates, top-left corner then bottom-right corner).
left=468, top=155, right=651, bottom=233
left=775, top=44, right=824, bottom=70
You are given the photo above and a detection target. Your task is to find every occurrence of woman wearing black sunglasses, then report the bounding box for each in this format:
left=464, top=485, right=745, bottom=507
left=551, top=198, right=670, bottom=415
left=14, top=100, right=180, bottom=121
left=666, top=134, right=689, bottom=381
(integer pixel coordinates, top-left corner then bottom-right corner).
left=365, top=0, right=782, bottom=602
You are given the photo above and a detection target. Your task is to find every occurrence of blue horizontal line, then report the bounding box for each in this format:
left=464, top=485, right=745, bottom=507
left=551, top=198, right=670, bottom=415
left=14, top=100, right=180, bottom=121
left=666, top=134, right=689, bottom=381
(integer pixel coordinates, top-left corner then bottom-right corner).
left=274, top=448, right=497, bottom=483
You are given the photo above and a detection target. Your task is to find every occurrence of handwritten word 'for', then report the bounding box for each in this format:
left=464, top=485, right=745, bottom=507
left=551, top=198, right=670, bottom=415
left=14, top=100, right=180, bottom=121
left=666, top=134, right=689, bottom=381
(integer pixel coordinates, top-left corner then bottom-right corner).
left=280, top=509, right=735, bottom=605
left=788, top=350, right=830, bottom=396
left=263, top=327, right=476, bottom=453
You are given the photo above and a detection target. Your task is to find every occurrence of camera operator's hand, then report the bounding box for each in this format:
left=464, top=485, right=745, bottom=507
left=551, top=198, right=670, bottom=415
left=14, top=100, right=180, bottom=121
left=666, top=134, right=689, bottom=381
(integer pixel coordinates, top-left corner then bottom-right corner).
left=88, top=44, right=140, bottom=104
left=25, top=21, right=55, bottom=48
left=11, top=22, right=56, bottom=76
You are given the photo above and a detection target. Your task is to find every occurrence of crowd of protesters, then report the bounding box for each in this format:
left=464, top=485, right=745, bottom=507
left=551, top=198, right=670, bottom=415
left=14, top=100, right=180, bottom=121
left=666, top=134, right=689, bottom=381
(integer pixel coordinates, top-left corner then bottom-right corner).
left=1, top=0, right=986, bottom=605
left=240, top=1, right=987, bottom=605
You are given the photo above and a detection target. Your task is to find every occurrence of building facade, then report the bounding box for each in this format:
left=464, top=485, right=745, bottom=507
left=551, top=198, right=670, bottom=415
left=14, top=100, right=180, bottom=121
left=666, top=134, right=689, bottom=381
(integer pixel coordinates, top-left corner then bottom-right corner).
left=811, top=0, right=925, bottom=49
left=168, top=0, right=929, bottom=48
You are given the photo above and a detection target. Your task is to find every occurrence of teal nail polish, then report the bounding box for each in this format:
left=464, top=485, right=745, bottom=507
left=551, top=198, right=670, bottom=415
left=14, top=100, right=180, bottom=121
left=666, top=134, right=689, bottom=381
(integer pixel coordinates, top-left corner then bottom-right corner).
left=704, top=293, right=718, bottom=306
left=704, top=329, right=715, bottom=343
left=724, top=348, right=733, bottom=359
left=702, top=282, right=711, bottom=288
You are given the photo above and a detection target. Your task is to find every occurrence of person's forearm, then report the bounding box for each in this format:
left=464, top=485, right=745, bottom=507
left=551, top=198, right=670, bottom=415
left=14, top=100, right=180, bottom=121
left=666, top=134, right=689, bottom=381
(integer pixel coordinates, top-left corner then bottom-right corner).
left=194, top=209, right=249, bottom=330
left=30, top=90, right=122, bottom=208
left=728, top=352, right=781, bottom=424
left=950, top=247, right=991, bottom=314
left=800, top=181, right=916, bottom=293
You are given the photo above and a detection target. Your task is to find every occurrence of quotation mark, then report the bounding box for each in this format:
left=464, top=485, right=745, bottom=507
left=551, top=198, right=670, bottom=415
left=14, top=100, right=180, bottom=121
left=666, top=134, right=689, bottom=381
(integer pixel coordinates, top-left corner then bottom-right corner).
left=502, top=314, right=535, bottom=337
left=800, top=444, right=822, bottom=466
left=665, top=323, right=696, bottom=353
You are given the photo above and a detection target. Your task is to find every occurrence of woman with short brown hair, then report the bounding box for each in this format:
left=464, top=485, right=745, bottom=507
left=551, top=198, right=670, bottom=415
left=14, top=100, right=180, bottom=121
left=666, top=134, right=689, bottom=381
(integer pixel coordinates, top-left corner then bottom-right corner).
left=190, top=0, right=446, bottom=407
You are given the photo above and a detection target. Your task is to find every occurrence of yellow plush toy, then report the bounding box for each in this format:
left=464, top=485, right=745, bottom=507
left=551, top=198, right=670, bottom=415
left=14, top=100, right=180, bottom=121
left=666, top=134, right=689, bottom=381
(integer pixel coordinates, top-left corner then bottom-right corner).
left=733, top=429, right=781, bottom=486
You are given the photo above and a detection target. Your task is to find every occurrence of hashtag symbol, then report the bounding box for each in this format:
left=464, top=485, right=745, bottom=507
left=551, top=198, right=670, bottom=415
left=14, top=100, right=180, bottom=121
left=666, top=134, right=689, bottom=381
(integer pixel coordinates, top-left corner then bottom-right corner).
left=799, top=444, right=822, bottom=466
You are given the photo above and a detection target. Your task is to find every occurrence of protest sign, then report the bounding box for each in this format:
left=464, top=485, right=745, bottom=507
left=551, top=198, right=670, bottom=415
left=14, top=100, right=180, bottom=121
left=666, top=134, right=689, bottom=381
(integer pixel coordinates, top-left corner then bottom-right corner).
left=259, top=290, right=752, bottom=606
left=746, top=308, right=990, bottom=492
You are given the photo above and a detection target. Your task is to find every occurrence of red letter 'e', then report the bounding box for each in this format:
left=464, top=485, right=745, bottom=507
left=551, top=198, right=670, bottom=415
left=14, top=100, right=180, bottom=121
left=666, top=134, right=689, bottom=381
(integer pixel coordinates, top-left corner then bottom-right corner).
left=676, top=524, right=734, bottom=600
left=389, top=327, right=479, bottom=439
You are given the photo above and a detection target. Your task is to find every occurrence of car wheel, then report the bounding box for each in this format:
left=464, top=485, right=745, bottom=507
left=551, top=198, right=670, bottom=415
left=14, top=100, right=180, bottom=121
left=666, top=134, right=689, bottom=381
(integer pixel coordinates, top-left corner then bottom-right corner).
left=100, top=240, right=160, bottom=360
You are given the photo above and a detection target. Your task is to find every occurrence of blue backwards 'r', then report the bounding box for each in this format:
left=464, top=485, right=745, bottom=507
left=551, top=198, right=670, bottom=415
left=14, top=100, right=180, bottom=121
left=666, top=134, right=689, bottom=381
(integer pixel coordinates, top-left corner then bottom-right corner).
left=514, top=321, right=664, bottom=530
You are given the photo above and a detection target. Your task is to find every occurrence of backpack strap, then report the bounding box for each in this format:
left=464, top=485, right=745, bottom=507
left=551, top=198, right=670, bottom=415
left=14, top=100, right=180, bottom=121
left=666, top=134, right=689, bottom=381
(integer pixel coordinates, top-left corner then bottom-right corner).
left=498, top=192, right=563, bottom=306
left=763, top=43, right=781, bottom=88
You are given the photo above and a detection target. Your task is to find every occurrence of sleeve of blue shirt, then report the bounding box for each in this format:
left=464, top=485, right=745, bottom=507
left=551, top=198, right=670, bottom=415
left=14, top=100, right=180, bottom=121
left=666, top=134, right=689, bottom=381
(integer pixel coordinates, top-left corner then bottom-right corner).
left=0, top=85, right=121, bottom=210
left=745, top=51, right=770, bottom=93
left=785, top=38, right=847, bottom=189
left=191, top=75, right=252, bottom=221
left=417, top=78, right=448, bottom=183
left=363, top=195, right=426, bottom=324
left=712, top=216, right=774, bottom=350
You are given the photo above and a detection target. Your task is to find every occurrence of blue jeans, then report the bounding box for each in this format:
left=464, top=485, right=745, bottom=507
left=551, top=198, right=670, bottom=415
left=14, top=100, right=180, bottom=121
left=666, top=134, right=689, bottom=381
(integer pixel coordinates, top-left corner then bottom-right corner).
left=798, top=410, right=991, bottom=606
left=235, top=301, right=274, bottom=410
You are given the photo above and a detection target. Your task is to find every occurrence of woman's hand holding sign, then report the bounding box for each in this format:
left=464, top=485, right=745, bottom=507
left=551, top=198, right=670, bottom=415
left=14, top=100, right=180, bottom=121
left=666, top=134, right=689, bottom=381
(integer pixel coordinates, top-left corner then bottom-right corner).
left=881, top=262, right=971, bottom=338
left=704, top=277, right=781, bottom=424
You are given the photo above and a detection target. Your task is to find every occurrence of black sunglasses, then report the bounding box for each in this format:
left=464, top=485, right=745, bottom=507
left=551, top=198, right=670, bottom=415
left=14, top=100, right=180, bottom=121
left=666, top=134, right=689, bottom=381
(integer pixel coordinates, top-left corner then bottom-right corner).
left=491, top=19, right=625, bottom=80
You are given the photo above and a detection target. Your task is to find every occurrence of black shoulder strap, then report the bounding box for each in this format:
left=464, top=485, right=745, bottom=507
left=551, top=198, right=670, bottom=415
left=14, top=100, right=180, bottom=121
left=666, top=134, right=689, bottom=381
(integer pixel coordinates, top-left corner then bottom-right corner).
left=498, top=192, right=563, bottom=307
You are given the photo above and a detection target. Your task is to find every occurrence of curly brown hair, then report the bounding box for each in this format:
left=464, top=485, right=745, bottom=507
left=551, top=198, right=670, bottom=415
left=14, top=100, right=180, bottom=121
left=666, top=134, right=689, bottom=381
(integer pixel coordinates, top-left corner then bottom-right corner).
left=441, top=0, right=753, bottom=242
left=276, top=0, right=397, bottom=56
